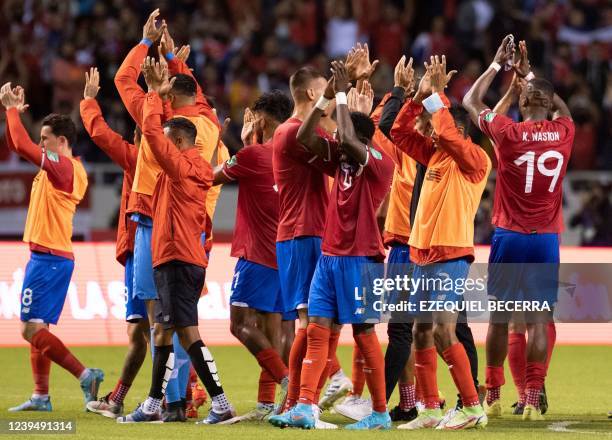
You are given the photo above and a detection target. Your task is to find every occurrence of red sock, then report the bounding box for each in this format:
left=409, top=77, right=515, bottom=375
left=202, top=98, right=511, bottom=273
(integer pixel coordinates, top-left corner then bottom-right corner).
left=351, top=344, right=365, bottom=396
left=255, top=348, right=288, bottom=384
left=258, top=369, right=276, bottom=404
left=545, top=321, right=556, bottom=373
left=508, top=332, right=526, bottom=403
left=328, top=353, right=341, bottom=378
left=109, top=379, right=131, bottom=405
left=298, top=323, right=330, bottom=405
left=30, top=329, right=85, bottom=379
left=485, top=365, right=505, bottom=404
left=30, top=345, right=51, bottom=396
left=399, top=382, right=416, bottom=410
left=415, top=347, right=439, bottom=409
left=286, top=327, right=307, bottom=408
left=442, top=343, right=480, bottom=407
left=186, top=365, right=197, bottom=401
left=415, top=376, right=423, bottom=402
left=314, top=331, right=340, bottom=403
left=354, top=332, right=386, bottom=413
left=525, top=361, right=546, bottom=408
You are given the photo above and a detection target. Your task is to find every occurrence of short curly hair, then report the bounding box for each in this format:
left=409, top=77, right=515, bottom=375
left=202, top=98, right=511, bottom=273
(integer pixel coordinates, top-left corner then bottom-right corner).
left=252, top=90, right=293, bottom=123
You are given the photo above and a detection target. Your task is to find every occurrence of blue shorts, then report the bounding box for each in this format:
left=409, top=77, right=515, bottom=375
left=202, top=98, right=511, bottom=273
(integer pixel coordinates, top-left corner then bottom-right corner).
left=282, top=310, right=298, bottom=321
left=410, top=258, right=471, bottom=315
left=386, top=244, right=412, bottom=320
left=230, top=258, right=283, bottom=313
left=132, top=214, right=157, bottom=301
left=276, top=236, right=322, bottom=312
left=308, top=255, right=383, bottom=325
left=124, top=253, right=147, bottom=322
left=488, top=227, right=559, bottom=304
left=20, top=252, right=74, bottom=325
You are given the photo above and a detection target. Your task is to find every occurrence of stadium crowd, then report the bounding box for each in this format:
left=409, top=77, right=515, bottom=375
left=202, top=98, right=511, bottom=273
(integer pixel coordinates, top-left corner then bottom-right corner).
left=0, top=0, right=610, bottom=167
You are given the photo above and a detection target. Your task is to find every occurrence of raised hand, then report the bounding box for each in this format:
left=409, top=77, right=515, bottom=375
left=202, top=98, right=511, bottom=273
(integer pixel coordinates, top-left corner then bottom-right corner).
left=175, top=45, right=191, bottom=63
left=241, top=107, right=256, bottom=145
left=0, top=82, right=29, bottom=112
left=142, top=9, right=166, bottom=43
left=345, top=42, right=379, bottom=81
left=394, top=55, right=414, bottom=91
left=512, top=40, right=531, bottom=78
left=426, top=55, right=456, bottom=94
left=141, top=56, right=175, bottom=99
left=357, top=80, right=374, bottom=114
left=84, top=67, right=101, bottom=99
left=331, top=60, right=350, bottom=94
left=159, top=25, right=175, bottom=58
left=493, top=34, right=515, bottom=66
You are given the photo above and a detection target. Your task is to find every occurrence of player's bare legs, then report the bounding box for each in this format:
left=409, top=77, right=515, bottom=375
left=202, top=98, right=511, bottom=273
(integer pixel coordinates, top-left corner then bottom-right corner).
left=280, top=319, right=295, bottom=364
left=13, top=321, right=104, bottom=412
left=87, top=319, right=149, bottom=418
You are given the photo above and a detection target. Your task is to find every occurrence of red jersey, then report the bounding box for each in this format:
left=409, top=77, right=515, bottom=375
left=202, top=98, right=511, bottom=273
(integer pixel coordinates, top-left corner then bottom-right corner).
left=479, top=110, right=575, bottom=233
left=322, top=139, right=394, bottom=260
left=222, top=141, right=279, bottom=269
left=272, top=117, right=333, bottom=242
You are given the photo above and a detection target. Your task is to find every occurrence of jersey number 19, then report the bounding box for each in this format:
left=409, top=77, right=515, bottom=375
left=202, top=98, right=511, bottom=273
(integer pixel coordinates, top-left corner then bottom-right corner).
left=514, top=150, right=564, bottom=193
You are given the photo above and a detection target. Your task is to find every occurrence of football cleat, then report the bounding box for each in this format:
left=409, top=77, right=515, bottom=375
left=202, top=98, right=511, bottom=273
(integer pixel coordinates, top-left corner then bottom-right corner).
left=485, top=399, right=502, bottom=418
left=268, top=403, right=315, bottom=429
left=389, top=405, right=418, bottom=422
left=522, top=404, right=545, bottom=421
left=80, top=368, right=105, bottom=409
left=318, top=375, right=352, bottom=411
left=8, top=396, right=52, bottom=412
left=116, top=404, right=162, bottom=423
left=86, top=393, right=122, bottom=418
left=397, top=408, right=443, bottom=430
left=345, top=411, right=391, bottom=430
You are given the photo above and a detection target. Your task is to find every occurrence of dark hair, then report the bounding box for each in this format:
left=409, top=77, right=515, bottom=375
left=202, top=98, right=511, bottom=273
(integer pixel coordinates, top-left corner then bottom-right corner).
left=170, top=73, right=197, bottom=97
left=252, top=90, right=293, bottom=123
left=349, top=111, right=375, bottom=142
left=529, top=78, right=554, bottom=99
left=163, top=117, right=197, bottom=145
left=289, top=67, right=324, bottom=96
left=41, top=113, right=76, bottom=146
left=450, top=107, right=471, bottom=132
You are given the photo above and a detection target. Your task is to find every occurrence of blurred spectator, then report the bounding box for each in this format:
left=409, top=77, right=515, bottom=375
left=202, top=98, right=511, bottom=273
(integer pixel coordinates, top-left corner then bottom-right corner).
left=0, top=0, right=609, bottom=175
left=570, top=181, right=612, bottom=246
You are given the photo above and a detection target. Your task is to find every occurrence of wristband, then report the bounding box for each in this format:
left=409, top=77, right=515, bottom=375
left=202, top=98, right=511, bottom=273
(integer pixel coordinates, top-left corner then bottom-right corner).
left=165, top=52, right=175, bottom=61
left=525, top=71, right=535, bottom=81
left=315, top=96, right=331, bottom=111
left=335, top=92, right=347, bottom=106
left=422, top=92, right=445, bottom=114
left=490, top=62, right=501, bottom=72
left=140, top=38, right=153, bottom=47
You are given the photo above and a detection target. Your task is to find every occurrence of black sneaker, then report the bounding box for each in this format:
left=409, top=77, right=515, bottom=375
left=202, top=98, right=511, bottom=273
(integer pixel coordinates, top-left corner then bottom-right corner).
left=162, top=406, right=186, bottom=422
left=511, top=401, right=524, bottom=415
left=539, top=384, right=548, bottom=415
left=389, top=405, right=418, bottom=422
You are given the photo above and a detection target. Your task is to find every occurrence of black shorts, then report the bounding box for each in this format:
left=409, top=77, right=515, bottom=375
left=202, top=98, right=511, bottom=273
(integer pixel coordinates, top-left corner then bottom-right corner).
left=153, top=261, right=205, bottom=329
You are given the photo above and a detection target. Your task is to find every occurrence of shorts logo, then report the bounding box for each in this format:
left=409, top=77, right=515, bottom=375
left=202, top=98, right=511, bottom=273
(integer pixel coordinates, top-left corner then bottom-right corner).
left=426, top=168, right=442, bottom=182
left=484, top=112, right=497, bottom=123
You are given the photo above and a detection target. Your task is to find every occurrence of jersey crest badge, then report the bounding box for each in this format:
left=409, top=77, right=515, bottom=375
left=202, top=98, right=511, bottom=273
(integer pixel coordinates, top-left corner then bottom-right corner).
left=484, top=112, right=497, bottom=123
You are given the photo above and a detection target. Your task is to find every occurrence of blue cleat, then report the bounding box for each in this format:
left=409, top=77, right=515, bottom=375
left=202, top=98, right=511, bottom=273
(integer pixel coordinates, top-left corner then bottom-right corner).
left=268, top=403, right=315, bottom=429
left=345, top=410, right=392, bottom=430
left=80, top=368, right=104, bottom=409
left=196, top=407, right=237, bottom=425
left=116, top=404, right=162, bottom=423
left=8, top=396, right=52, bottom=412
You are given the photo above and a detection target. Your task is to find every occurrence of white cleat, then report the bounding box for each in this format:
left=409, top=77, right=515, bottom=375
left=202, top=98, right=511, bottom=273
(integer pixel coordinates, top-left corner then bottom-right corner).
left=313, top=404, right=338, bottom=429
left=318, top=374, right=352, bottom=411
left=333, top=395, right=372, bottom=421
left=397, top=408, right=443, bottom=430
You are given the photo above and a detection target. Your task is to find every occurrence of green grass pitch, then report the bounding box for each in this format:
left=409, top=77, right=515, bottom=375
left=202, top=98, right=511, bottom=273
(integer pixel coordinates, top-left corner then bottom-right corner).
left=1, top=345, right=611, bottom=439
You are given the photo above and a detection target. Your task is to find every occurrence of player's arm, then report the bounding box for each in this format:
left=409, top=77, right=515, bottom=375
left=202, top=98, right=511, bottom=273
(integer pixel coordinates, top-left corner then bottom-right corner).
left=1, top=83, right=74, bottom=191
left=376, top=191, right=390, bottom=236
left=213, top=110, right=256, bottom=185
left=552, top=93, right=572, bottom=120
left=389, top=99, right=435, bottom=166
left=463, top=34, right=515, bottom=125
left=332, top=61, right=368, bottom=165
left=80, top=68, right=137, bottom=171
left=114, top=9, right=165, bottom=127
left=426, top=57, right=487, bottom=175
left=296, top=77, right=336, bottom=160
left=493, top=74, right=522, bottom=116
